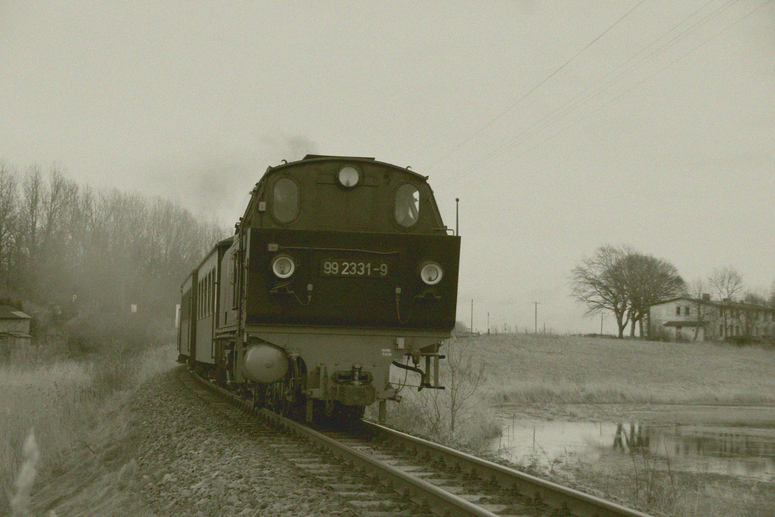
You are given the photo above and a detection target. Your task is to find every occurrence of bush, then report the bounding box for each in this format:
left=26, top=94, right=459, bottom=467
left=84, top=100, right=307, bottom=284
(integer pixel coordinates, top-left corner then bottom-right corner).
left=65, top=314, right=173, bottom=358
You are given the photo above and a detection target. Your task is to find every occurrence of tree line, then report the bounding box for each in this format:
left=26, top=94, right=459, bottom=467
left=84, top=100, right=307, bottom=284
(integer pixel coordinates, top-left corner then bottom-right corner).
left=0, top=162, right=227, bottom=324
left=570, top=245, right=775, bottom=339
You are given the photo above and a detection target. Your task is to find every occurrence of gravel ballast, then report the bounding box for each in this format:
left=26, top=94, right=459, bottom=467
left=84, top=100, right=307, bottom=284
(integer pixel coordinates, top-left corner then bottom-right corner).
left=31, top=366, right=362, bottom=517
left=135, top=367, right=361, bottom=517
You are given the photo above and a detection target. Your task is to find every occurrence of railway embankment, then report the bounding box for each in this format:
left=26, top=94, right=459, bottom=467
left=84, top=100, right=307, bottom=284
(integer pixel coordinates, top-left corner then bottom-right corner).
left=5, top=354, right=360, bottom=517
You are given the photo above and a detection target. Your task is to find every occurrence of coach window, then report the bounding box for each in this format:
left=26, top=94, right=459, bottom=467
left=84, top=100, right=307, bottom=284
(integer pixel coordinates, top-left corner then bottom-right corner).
left=395, top=184, right=419, bottom=227
left=273, top=177, right=299, bottom=223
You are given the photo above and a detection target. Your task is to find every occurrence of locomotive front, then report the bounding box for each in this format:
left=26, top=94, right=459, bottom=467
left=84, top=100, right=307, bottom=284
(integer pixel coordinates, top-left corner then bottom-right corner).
left=186, top=155, right=460, bottom=422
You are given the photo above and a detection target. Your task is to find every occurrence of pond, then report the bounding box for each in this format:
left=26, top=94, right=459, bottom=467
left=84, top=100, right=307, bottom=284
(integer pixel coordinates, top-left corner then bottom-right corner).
left=492, top=409, right=775, bottom=482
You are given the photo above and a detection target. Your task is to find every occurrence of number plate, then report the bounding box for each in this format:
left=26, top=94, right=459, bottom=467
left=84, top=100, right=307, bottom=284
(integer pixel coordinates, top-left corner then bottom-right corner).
left=321, top=259, right=389, bottom=278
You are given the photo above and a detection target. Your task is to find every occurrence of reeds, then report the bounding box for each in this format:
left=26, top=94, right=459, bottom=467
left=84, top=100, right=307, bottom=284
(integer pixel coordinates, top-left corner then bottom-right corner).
left=10, top=429, right=39, bottom=517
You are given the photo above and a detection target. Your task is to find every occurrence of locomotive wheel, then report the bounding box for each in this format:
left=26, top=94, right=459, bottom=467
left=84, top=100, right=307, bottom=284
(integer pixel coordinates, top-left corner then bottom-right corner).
left=251, top=384, right=266, bottom=412
left=278, top=382, right=291, bottom=416
left=324, top=399, right=335, bottom=418
left=266, top=382, right=281, bottom=414
left=314, top=400, right=365, bottom=425
left=338, top=403, right=366, bottom=421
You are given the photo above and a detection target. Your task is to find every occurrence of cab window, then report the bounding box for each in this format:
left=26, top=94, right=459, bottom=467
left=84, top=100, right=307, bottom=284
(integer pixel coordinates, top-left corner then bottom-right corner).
left=273, top=178, right=299, bottom=223
left=395, top=184, right=419, bottom=227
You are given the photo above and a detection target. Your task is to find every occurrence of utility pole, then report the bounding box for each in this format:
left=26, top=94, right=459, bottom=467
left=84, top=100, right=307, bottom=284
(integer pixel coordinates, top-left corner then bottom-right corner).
left=487, top=312, right=490, bottom=335
left=533, top=302, right=540, bottom=334
left=455, top=198, right=459, bottom=236
left=470, top=299, right=473, bottom=334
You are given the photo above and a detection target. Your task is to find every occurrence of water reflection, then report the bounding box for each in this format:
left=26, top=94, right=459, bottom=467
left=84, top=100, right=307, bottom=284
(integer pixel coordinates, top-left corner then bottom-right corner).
left=613, top=423, right=649, bottom=451
left=494, top=418, right=775, bottom=481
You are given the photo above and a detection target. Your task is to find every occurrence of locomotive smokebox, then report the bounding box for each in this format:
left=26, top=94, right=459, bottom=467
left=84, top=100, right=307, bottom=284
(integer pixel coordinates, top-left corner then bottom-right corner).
left=243, top=344, right=289, bottom=383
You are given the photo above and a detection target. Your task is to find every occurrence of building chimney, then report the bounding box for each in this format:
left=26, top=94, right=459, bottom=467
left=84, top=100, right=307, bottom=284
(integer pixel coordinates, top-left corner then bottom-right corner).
left=702, top=293, right=710, bottom=301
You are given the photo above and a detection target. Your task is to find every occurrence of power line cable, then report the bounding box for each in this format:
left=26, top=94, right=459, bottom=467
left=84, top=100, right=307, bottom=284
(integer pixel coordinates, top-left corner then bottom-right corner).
left=476, top=0, right=774, bottom=180
left=476, top=0, right=740, bottom=168
left=425, top=0, right=648, bottom=173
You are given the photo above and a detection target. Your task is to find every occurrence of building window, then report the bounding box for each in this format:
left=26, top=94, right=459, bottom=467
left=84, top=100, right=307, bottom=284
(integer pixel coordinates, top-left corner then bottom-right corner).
left=685, top=306, right=691, bottom=316
left=676, top=306, right=681, bottom=316
left=719, top=324, right=724, bottom=336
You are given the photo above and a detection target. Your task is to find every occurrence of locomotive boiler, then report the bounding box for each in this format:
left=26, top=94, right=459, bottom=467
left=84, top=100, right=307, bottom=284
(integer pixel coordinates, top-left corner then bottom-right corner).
left=177, top=155, right=460, bottom=422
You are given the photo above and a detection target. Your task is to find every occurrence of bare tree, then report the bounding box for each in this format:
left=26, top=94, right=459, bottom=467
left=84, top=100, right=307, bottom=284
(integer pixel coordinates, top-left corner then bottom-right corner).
left=708, top=267, right=744, bottom=339
left=735, top=292, right=768, bottom=341
left=623, top=253, right=685, bottom=337
left=686, top=279, right=716, bottom=341
left=708, top=266, right=744, bottom=301
left=16, top=166, right=46, bottom=295
left=414, top=338, right=487, bottom=438
left=0, top=161, right=230, bottom=330
left=0, top=163, right=18, bottom=287
left=37, top=167, right=79, bottom=301
left=571, top=245, right=632, bottom=338
left=572, top=246, right=684, bottom=338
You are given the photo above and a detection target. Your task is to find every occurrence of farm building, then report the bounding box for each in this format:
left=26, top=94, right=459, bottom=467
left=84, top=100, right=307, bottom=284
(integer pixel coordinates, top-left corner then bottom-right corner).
left=649, top=296, right=775, bottom=342
left=0, top=305, right=32, bottom=351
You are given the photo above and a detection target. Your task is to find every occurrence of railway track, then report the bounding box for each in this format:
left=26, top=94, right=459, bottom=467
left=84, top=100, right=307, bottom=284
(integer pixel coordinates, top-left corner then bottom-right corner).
left=179, top=368, right=655, bottom=517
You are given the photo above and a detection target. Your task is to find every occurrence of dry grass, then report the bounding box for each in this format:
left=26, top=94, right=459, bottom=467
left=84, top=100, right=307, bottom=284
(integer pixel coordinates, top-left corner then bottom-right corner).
left=1, top=344, right=177, bottom=515
left=562, top=455, right=775, bottom=517
left=1, top=360, right=95, bottom=486
left=471, top=334, right=775, bottom=405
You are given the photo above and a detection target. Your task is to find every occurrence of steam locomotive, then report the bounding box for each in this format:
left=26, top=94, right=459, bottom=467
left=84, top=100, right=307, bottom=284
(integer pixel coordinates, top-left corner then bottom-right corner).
left=177, top=155, right=460, bottom=422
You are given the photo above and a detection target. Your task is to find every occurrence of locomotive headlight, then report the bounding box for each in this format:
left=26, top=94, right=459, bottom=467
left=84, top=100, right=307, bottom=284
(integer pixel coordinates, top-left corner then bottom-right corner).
left=420, top=262, right=443, bottom=285
left=337, top=166, right=360, bottom=188
left=271, top=255, right=295, bottom=278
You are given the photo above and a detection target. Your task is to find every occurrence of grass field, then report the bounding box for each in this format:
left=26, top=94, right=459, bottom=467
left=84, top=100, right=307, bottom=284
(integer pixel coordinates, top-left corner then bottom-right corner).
left=449, top=333, right=775, bottom=517
left=382, top=333, right=775, bottom=447
left=467, top=333, right=775, bottom=405
left=385, top=334, right=775, bottom=517
left=1, top=344, right=177, bottom=515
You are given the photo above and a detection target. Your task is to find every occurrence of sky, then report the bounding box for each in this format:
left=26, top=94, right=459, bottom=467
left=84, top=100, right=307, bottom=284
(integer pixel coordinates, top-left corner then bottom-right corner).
left=1, top=0, right=773, bottom=334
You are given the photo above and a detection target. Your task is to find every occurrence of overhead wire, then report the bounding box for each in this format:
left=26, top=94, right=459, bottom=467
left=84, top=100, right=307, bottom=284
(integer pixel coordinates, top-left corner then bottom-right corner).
left=425, top=0, right=648, bottom=174
left=481, top=0, right=775, bottom=175
left=438, top=0, right=771, bottom=192
left=476, top=0, right=739, bottom=169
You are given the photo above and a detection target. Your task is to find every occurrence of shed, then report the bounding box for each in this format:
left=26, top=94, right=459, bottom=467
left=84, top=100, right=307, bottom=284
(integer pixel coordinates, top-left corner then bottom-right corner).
left=0, top=305, right=32, bottom=351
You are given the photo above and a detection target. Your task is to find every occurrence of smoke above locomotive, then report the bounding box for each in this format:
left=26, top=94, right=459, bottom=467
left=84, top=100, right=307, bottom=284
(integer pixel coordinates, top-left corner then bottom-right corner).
left=177, top=155, right=460, bottom=422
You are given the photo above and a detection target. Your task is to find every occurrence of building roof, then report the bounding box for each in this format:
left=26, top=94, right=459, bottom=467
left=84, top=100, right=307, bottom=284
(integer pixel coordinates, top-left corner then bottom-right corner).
left=662, top=320, right=704, bottom=327
left=650, top=297, right=775, bottom=312
left=0, top=305, right=31, bottom=320
left=0, top=331, right=32, bottom=338
left=651, top=296, right=719, bottom=307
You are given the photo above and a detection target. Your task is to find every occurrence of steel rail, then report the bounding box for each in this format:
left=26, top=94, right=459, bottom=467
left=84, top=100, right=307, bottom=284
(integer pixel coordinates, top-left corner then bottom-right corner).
left=184, top=368, right=655, bottom=517
left=259, top=409, right=501, bottom=517
left=185, top=369, right=498, bottom=516
left=364, top=420, right=656, bottom=517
